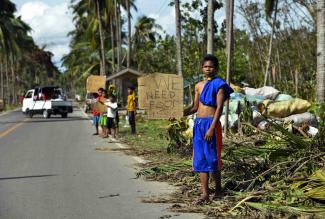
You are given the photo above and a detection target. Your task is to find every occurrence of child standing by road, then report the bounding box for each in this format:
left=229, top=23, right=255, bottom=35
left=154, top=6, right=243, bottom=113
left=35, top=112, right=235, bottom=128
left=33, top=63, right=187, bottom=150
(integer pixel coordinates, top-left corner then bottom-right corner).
left=108, top=85, right=120, bottom=136
left=184, top=54, right=233, bottom=204
left=105, top=94, right=118, bottom=139
left=99, top=90, right=108, bottom=137
left=92, top=88, right=104, bottom=135
left=127, top=87, right=136, bottom=135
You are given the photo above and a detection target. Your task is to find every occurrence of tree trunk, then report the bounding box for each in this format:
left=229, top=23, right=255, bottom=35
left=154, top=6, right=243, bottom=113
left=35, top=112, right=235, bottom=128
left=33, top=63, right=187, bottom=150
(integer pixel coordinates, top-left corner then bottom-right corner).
left=264, top=0, right=278, bottom=86
left=110, top=16, right=116, bottom=73
left=317, top=0, right=325, bottom=103
left=96, top=0, right=106, bottom=76
left=127, top=0, right=131, bottom=68
left=117, top=3, right=122, bottom=70
left=277, top=49, right=282, bottom=80
left=295, top=68, right=299, bottom=97
left=174, top=0, right=183, bottom=76
left=10, top=57, right=16, bottom=104
left=207, top=0, right=214, bottom=54
left=224, top=0, right=234, bottom=134
left=114, top=0, right=121, bottom=71
left=271, top=65, right=276, bottom=86
left=5, top=58, right=10, bottom=104
left=0, top=60, right=3, bottom=100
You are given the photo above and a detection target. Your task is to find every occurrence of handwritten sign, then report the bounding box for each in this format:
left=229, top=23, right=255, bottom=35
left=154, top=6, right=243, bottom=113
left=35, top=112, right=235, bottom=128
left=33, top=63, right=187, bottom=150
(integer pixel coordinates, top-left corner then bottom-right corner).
left=86, top=75, right=106, bottom=92
left=92, top=101, right=107, bottom=113
left=138, top=73, right=183, bottom=119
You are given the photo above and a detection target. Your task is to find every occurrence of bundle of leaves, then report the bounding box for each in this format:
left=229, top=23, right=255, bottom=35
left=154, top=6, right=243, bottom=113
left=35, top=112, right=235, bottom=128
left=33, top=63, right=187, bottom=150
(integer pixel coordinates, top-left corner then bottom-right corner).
left=221, top=121, right=325, bottom=217
left=165, top=118, right=192, bottom=156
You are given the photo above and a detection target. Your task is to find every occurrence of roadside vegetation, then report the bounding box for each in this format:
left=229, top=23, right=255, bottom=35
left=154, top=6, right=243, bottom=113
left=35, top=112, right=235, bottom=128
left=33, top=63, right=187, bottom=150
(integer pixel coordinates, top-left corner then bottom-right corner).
left=119, top=116, right=324, bottom=218
left=1, top=0, right=324, bottom=217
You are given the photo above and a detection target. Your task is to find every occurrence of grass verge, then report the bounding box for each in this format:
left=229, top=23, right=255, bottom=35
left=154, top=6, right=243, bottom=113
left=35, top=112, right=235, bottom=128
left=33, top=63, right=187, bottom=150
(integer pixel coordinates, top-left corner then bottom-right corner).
left=118, top=117, right=325, bottom=219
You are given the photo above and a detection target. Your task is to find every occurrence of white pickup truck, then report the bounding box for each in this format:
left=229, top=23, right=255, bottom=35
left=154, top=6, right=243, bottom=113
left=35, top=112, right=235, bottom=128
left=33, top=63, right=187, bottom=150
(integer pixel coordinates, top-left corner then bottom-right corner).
left=22, top=86, right=73, bottom=118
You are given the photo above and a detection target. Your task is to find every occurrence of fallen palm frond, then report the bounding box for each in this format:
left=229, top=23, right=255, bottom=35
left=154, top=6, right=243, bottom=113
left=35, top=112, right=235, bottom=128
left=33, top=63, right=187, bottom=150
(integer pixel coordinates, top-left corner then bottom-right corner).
left=136, top=160, right=192, bottom=179
left=292, top=169, right=325, bottom=201
left=246, top=202, right=325, bottom=215
left=133, top=117, right=325, bottom=218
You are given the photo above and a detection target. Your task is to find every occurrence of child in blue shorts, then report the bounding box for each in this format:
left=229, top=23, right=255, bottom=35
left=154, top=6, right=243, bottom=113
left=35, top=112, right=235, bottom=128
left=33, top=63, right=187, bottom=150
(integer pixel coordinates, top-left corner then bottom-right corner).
left=184, top=54, right=233, bottom=204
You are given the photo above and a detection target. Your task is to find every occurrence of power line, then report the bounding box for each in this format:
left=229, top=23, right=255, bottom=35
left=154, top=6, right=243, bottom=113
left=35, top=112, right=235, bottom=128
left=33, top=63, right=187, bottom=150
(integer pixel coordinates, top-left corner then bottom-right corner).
left=155, top=0, right=169, bottom=16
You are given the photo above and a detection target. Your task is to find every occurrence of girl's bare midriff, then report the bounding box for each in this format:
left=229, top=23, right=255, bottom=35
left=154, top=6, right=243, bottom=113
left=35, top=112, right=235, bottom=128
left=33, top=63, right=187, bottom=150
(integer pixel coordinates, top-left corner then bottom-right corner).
left=196, top=81, right=216, bottom=118
left=197, top=103, right=215, bottom=117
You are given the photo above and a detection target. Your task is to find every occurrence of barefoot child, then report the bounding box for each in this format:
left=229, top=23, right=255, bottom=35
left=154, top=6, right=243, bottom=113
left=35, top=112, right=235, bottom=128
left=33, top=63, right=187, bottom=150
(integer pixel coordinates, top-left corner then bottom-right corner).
left=184, top=54, right=233, bottom=204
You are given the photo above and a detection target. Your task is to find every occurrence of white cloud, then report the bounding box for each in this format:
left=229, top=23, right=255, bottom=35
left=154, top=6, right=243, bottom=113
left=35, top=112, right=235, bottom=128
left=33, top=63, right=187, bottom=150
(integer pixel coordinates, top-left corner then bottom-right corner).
left=145, top=2, right=227, bottom=35
left=47, top=43, right=70, bottom=64
left=17, top=1, right=74, bottom=65
left=149, top=7, right=176, bottom=35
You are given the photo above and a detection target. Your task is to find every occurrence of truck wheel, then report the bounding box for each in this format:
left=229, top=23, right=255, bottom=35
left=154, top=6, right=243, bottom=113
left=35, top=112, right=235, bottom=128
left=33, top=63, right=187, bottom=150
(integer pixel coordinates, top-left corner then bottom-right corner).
left=25, top=109, right=30, bottom=117
left=43, top=110, right=50, bottom=118
left=61, top=113, right=68, bottom=118
left=27, top=109, right=33, bottom=118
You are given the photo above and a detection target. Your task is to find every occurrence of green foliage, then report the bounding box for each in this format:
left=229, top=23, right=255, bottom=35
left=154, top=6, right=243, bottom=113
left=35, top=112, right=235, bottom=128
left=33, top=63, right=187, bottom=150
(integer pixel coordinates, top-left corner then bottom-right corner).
left=166, top=118, right=190, bottom=154
left=0, top=0, right=60, bottom=104
left=119, top=118, right=170, bottom=150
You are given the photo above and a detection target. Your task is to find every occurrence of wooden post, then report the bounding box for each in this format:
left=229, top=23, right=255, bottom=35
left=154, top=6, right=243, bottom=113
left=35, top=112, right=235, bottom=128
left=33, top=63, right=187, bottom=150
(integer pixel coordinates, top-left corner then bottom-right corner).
left=225, top=0, right=234, bottom=135
left=295, top=69, right=299, bottom=97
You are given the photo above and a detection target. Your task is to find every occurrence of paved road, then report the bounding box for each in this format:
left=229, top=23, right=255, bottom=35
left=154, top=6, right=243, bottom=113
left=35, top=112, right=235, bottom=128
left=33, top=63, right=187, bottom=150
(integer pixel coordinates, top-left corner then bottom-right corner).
left=0, top=105, right=201, bottom=219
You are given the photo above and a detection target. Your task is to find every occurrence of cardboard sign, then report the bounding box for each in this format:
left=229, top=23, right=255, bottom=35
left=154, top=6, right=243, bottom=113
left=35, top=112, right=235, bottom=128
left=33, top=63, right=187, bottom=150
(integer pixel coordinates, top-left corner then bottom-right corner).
left=138, top=73, right=183, bottom=119
left=86, top=75, right=106, bottom=92
left=92, top=101, right=107, bottom=113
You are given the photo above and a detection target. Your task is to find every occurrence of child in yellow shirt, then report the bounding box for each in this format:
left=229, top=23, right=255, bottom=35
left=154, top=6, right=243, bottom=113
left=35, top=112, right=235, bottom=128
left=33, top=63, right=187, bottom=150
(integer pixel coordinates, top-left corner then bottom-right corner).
left=127, top=87, right=136, bottom=134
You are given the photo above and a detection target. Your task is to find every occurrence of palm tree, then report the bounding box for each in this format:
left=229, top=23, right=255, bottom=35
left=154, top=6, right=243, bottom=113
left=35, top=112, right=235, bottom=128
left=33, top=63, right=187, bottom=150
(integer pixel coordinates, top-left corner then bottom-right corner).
left=71, top=0, right=107, bottom=75
left=114, top=0, right=122, bottom=71
left=96, top=0, right=106, bottom=76
left=109, top=15, right=116, bottom=72
left=175, top=0, right=183, bottom=76
left=0, top=0, right=33, bottom=104
left=224, top=0, right=234, bottom=133
left=207, top=0, right=214, bottom=54
left=317, top=0, right=325, bottom=103
left=116, top=0, right=138, bottom=68
left=263, top=0, right=278, bottom=86
left=0, top=0, right=17, bottom=101
left=132, top=16, right=162, bottom=71
left=133, top=16, right=162, bottom=48
left=126, top=0, right=131, bottom=68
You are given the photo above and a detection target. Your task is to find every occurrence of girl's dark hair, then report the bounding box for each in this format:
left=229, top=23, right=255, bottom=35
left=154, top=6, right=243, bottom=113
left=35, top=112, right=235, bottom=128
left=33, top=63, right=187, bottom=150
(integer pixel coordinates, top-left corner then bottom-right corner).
left=108, top=94, right=116, bottom=102
left=201, top=54, right=219, bottom=70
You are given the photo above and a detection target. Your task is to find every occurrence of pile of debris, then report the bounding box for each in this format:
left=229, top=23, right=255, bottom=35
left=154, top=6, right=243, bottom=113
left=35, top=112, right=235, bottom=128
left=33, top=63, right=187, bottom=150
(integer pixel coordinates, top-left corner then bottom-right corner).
left=136, top=86, right=325, bottom=218
left=222, top=86, right=319, bottom=137
left=138, top=123, right=325, bottom=218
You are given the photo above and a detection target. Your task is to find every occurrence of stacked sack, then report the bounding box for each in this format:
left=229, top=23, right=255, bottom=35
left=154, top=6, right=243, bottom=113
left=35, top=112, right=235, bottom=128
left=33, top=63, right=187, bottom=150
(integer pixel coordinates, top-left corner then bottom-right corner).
left=222, top=85, right=318, bottom=135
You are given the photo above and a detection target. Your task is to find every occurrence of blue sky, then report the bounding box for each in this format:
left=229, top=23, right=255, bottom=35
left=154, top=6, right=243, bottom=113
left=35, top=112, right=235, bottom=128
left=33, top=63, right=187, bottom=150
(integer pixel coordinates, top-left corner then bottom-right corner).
left=12, top=0, right=227, bottom=67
